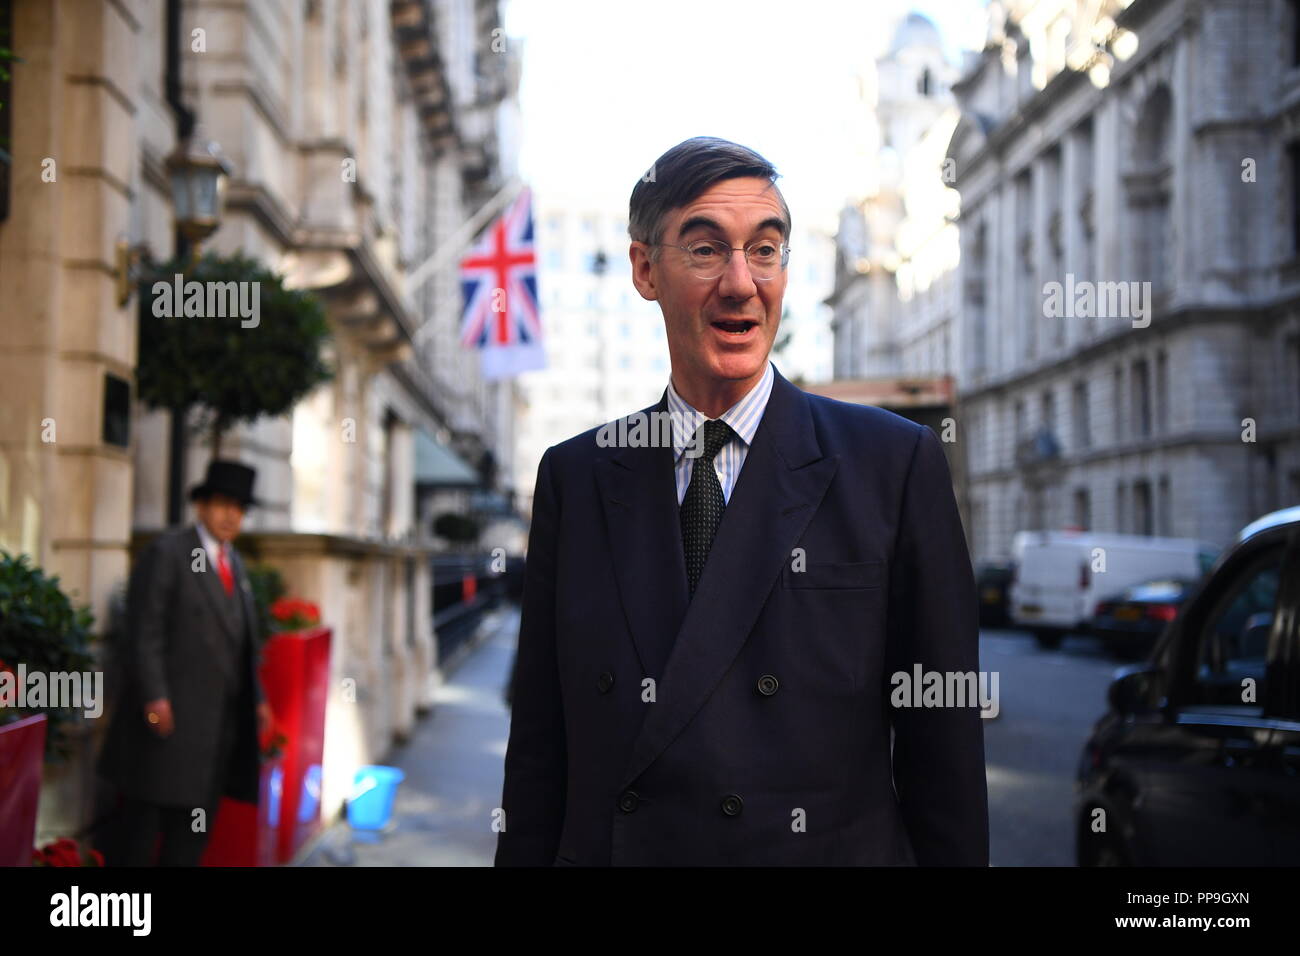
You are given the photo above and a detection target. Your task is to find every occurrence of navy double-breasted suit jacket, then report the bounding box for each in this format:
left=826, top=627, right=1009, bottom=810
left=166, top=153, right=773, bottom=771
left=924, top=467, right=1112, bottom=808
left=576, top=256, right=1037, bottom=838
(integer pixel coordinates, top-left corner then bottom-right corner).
left=495, top=363, right=988, bottom=866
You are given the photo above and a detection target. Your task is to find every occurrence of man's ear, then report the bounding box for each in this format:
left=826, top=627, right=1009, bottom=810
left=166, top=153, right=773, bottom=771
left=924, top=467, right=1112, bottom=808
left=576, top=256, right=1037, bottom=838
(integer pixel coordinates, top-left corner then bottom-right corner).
left=629, top=243, right=659, bottom=302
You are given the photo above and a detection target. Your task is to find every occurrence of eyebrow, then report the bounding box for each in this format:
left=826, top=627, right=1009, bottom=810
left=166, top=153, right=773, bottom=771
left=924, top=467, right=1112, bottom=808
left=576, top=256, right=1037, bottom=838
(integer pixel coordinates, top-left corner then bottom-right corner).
left=676, top=215, right=788, bottom=242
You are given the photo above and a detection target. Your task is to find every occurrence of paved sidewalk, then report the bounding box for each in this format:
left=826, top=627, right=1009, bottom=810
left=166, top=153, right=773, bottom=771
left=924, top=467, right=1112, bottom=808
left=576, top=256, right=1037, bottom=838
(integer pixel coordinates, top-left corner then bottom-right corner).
left=297, top=604, right=519, bottom=866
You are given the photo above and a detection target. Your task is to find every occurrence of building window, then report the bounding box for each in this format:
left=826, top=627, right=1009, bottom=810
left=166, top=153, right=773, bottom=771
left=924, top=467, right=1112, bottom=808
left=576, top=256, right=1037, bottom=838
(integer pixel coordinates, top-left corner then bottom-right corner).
left=918, top=67, right=932, bottom=96
left=1157, top=475, right=1172, bottom=536
left=1073, top=488, right=1091, bottom=530
left=1155, top=350, right=1168, bottom=434
left=1132, top=358, right=1152, bottom=438
left=1290, top=141, right=1300, bottom=256
left=381, top=409, right=399, bottom=538
left=1044, top=146, right=1063, bottom=350
left=1075, top=119, right=1096, bottom=337
left=1015, top=171, right=1035, bottom=360
left=1072, top=380, right=1090, bottom=450
left=1290, top=0, right=1300, bottom=67
left=1116, top=482, right=1128, bottom=533
left=103, top=373, right=131, bottom=448
left=1133, top=479, right=1153, bottom=536
left=967, top=223, right=988, bottom=375
left=1127, top=86, right=1173, bottom=293
left=1113, top=365, right=1125, bottom=444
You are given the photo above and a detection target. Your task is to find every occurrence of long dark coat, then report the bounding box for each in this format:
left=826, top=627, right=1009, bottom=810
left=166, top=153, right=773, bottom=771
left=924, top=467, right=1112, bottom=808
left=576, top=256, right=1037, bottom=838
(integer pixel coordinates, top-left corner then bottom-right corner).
left=495, top=363, right=989, bottom=866
left=98, top=525, right=264, bottom=808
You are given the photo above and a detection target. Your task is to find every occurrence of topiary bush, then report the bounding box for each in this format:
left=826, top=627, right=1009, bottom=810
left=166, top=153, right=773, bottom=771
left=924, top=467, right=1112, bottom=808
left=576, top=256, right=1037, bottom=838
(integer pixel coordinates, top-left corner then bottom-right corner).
left=136, top=250, right=335, bottom=458
left=0, top=551, right=96, bottom=760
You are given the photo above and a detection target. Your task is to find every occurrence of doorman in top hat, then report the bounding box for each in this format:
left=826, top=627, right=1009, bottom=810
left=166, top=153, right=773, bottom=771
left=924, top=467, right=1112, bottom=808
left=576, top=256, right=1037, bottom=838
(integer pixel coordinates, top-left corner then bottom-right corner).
left=98, top=459, right=272, bottom=865
left=496, top=137, right=988, bottom=866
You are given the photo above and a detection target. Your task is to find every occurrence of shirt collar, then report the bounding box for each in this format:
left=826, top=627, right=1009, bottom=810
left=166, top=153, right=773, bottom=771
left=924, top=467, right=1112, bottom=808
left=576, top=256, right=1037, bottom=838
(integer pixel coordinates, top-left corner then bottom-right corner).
left=194, top=519, right=223, bottom=557
left=665, top=360, right=774, bottom=464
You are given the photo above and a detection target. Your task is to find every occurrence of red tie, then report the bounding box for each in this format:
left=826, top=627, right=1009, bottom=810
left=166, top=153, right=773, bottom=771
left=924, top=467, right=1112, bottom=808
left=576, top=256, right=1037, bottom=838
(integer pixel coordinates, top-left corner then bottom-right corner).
left=217, top=544, right=234, bottom=596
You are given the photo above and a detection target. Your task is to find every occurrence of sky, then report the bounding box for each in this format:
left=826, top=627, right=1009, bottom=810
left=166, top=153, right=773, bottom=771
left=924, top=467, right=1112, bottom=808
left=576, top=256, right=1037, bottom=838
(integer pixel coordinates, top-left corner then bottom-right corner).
left=503, top=0, right=989, bottom=236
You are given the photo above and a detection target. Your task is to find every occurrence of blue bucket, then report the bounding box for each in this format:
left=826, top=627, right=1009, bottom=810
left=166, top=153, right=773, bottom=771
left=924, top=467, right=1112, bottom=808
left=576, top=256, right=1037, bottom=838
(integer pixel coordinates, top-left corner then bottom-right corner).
left=347, top=766, right=405, bottom=831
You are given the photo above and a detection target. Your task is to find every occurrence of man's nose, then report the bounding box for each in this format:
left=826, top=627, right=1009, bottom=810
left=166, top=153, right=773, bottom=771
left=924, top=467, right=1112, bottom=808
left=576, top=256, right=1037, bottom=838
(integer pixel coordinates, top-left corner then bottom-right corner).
left=717, top=247, right=757, bottom=297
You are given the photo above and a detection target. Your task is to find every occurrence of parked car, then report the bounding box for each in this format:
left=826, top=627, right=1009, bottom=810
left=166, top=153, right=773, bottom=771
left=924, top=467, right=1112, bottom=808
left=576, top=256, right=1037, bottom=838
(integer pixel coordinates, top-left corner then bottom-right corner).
left=1075, top=505, right=1300, bottom=866
left=975, top=562, right=1015, bottom=628
left=1009, top=530, right=1217, bottom=648
left=1089, top=578, right=1199, bottom=660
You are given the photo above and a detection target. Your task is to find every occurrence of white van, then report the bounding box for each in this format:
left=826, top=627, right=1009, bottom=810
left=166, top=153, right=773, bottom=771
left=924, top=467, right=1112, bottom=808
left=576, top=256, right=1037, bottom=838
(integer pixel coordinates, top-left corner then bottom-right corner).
left=1008, top=530, right=1218, bottom=648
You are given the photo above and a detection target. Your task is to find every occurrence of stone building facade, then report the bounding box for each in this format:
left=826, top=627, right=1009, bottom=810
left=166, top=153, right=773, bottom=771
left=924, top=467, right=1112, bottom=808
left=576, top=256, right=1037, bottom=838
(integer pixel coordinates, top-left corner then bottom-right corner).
left=829, top=12, right=962, bottom=382
left=0, top=0, right=518, bottom=845
left=948, top=0, right=1297, bottom=566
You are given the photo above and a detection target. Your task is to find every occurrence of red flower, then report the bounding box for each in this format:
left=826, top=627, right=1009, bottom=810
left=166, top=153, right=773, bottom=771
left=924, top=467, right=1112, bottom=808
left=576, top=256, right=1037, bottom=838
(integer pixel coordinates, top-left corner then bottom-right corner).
left=270, top=595, right=321, bottom=629
left=34, top=838, right=96, bottom=866
left=41, top=845, right=70, bottom=866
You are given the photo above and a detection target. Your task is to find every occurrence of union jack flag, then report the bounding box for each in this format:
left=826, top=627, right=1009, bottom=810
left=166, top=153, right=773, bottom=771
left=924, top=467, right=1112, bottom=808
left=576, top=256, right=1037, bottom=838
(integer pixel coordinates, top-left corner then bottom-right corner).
left=458, top=186, right=545, bottom=378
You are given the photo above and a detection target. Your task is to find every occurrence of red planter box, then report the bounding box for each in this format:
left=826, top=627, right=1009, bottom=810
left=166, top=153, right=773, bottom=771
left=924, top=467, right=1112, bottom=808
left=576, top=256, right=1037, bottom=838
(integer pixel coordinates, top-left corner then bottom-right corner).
left=200, top=755, right=282, bottom=867
left=260, top=626, right=331, bottom=863
left=196, top=626, right=331, bottom=866
left=0, top=714, right=48, bottom=866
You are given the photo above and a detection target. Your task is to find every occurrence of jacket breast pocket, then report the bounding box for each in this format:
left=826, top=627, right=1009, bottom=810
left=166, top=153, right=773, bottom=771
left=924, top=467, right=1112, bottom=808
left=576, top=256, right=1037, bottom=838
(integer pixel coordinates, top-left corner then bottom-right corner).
left=782, top=560, right=885, bottom=590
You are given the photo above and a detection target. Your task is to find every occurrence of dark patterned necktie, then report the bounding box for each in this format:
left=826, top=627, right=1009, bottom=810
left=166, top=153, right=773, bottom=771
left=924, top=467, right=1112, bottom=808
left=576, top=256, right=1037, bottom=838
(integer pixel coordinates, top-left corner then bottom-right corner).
left=681, top=419, right=735, bottom=597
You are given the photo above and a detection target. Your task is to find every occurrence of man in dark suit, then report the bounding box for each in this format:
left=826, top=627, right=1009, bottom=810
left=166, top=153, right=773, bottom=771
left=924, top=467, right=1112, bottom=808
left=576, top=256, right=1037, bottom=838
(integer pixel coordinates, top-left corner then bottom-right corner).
left=98, top=459, right=272, bottom=865
left=496, top=137, right=988, bottom=866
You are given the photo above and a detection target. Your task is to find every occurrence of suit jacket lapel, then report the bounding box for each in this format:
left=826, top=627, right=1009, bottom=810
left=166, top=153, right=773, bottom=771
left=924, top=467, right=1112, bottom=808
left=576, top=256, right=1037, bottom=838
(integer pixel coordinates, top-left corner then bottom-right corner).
left=596, top=397, right=690, bottom=681
left=189, top=526, right=243, bottom=659
left=227, top=546, right=259, bottom=646
left=615, top=365, right=839, bottom=790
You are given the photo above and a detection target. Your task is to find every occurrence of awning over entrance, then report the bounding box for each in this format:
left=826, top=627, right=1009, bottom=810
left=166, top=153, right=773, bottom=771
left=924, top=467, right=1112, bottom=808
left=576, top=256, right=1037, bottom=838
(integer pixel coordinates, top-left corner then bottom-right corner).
left=415, top=430, right=480, bottom=489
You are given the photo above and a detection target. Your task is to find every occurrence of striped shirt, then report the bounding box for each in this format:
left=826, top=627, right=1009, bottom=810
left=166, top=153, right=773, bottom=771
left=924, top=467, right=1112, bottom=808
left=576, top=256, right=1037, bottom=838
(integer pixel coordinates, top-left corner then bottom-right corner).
left=666, top=360, right=775, bottom=506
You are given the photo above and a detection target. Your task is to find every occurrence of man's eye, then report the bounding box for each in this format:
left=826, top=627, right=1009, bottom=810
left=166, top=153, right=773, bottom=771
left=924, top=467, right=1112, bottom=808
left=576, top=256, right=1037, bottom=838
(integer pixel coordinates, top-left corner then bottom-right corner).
left=751, top=244, right=777, bottom=257
left=691, top=245, right=720, bottom=257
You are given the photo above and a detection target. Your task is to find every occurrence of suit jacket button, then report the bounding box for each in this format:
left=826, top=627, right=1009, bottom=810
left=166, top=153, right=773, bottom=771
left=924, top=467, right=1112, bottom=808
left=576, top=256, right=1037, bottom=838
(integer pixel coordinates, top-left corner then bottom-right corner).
left=597, top=671, right=615, bottom=693
left=756, top=674, right=779, bottom=696
left=618, top=790, right=639, bottom=813
left=721, top=794, right=743, bottom=817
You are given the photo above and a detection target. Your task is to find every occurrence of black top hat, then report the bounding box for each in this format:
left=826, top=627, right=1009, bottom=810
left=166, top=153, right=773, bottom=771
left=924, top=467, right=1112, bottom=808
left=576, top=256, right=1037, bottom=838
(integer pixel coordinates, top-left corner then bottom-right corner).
left=189, top=459, right=258, bottom=508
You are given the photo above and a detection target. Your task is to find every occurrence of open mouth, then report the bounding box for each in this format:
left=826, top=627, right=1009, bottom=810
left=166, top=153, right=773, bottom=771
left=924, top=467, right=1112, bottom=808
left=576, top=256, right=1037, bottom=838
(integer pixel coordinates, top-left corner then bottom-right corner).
left=711, top=319, right=758, bottom=335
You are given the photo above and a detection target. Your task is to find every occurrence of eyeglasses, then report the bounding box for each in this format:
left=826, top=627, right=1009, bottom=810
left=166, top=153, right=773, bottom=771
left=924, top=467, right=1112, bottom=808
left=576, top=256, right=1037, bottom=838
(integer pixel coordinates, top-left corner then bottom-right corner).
left=653, top=238, right=791, bottom=281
